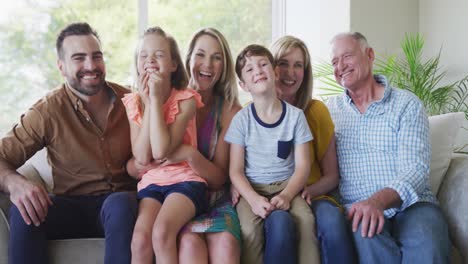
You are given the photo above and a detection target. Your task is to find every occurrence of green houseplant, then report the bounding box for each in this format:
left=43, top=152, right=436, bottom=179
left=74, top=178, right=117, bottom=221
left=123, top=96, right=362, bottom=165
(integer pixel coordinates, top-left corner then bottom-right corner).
left=314, top=33, right=468, bottom=152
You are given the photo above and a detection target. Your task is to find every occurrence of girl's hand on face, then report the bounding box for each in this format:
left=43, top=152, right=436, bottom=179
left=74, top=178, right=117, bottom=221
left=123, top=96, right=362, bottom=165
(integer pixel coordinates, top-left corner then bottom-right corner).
left=148, top=71, right=165, bottom=98
left=138, top=72, right=150, bottom=105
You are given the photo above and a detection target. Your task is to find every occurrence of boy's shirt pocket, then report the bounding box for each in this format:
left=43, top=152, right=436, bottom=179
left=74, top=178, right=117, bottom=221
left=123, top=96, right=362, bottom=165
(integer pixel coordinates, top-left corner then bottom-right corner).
left=277, top=139, right=293, bottom=159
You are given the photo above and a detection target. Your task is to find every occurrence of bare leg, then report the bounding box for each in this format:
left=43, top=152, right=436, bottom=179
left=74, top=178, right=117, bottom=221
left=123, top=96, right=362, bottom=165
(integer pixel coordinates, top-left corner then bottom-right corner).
left=131, top=198, right=161, bottom=264
left=153, top=193, right=196, bottom=264
left=206, top=231, right=240, bottom=264
left=178, top=232, right=208, bottom=264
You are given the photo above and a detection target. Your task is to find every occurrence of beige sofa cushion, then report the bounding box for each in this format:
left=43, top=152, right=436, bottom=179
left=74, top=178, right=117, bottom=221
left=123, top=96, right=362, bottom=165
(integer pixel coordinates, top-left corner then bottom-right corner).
left=48, top=239, right=104, bottom=264
left=438, top=154, right=468, bottom=262
left=428, top=112, right=464, bottom=194
left=23, top=148, right=53, bottom=192
left=0, top=209, right=9, bottom=264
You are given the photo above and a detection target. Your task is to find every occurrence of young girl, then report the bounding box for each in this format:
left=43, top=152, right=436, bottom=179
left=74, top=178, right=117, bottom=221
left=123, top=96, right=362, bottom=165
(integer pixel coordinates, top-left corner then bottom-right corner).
left=122, top=27, right=206, bottom=264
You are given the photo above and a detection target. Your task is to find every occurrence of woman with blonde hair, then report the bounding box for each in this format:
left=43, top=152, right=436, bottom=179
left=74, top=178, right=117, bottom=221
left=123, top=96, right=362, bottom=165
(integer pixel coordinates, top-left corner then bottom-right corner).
left=177, top=27, right=242, bottom=264
left=271, top=35, right=356, bottom=264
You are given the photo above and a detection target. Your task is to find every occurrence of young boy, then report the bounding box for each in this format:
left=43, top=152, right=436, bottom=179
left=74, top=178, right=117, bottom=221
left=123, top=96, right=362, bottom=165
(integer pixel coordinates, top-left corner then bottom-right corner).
left=225, top=44, right=319, bottom=264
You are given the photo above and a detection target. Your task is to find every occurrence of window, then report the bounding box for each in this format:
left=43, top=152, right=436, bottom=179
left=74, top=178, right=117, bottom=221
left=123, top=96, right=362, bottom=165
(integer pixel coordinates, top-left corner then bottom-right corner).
left=148, top=0, right=272, bottom=60
left=0, top=0, right=137, bottom=135
left=0, top=0, right=273, bottom=135
left=147, top=0, right=272, bottom=105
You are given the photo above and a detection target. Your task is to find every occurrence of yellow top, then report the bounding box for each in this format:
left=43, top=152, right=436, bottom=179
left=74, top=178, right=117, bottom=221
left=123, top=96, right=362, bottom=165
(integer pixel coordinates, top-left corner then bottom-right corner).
left=305, top=99, right=334, bottom=185
left=305, top=99, right=341, bottom=206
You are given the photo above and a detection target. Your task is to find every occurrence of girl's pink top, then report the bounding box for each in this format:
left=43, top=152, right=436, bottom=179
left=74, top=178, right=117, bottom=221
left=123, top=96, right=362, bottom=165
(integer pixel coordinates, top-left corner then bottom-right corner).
left=122, top=88, right=206, bottom=191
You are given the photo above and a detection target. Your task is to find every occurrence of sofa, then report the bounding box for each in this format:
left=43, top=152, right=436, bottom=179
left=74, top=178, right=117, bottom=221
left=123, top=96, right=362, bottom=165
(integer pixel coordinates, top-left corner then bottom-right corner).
left=0, top=112, right=468, bottom=264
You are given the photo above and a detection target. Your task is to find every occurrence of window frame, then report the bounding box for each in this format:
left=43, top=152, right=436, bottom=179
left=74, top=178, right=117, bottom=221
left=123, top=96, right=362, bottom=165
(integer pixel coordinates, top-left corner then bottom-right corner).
left=137, top=0, right=284, bottom=40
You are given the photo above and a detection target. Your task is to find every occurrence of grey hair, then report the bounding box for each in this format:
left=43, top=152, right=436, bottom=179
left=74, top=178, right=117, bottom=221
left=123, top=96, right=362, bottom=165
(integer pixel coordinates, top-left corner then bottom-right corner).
left=331, top=32, right=370, bottom=51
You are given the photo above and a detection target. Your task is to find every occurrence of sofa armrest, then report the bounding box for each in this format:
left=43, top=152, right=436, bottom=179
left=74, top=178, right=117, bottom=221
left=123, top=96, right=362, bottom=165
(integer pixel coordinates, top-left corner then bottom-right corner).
left=17, top=163, right=48, bottom=191
left=0, top=192, right=11, bottom=219
left=437, top=153, right=468, bottom=262
left=0, top=192, right=10, bottom=264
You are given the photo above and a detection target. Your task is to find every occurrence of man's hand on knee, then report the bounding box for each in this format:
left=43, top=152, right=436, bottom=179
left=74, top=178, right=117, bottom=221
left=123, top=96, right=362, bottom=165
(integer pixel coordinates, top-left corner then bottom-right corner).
left=348, top=198, right=385, bottom=238
left=8, top=176, right=52, bottom=226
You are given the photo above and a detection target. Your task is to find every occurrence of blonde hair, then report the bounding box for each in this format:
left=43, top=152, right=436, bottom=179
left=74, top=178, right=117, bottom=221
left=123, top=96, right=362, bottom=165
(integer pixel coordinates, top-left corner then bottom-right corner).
left=270, top=35, right=313, bottom=111
left=134, top=26, right=188, bottom=90
left=185, top=28, right=238, bottom=107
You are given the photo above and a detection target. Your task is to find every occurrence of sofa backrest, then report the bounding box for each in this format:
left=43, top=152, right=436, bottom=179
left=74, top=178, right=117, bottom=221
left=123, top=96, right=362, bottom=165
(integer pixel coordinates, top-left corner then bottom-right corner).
left=428, top=112, right=464, bottom=195
left=18, top=148, right=53, bottom=191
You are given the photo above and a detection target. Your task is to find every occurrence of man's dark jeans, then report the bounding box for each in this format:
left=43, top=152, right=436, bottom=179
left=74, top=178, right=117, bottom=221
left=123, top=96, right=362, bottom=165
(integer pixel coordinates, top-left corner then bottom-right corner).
left=8, top=192, right=137, bottom=264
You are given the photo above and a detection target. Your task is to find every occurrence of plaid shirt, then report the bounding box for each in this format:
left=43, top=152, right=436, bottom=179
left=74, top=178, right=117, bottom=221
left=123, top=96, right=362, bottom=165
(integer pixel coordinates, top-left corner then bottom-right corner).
left=327, top=75, right=437, bottom=218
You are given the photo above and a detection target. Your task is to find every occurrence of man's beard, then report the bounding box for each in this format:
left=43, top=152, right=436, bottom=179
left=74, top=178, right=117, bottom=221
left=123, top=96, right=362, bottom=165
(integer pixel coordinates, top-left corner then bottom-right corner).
left=67, top=70, right=106, bottom=96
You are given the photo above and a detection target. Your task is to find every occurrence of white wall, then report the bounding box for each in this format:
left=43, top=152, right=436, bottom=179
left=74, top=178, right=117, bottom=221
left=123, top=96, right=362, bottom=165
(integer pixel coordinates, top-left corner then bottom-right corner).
left=350, top=0, right=419, bottom=56
left=282, top=0, right=421, bottom=62
left=316, top=0, right=350, bottom=61
left=281, top=0, right=468, bottom=97
left=281, top=0, right=350, bottom=97
left=282, top=0, right=350, bottom=62
left=283, top=0, right=319, bottom=58
left=419, top=0, right=468, bottom=149
left=419, top=0, right=468, bottom=84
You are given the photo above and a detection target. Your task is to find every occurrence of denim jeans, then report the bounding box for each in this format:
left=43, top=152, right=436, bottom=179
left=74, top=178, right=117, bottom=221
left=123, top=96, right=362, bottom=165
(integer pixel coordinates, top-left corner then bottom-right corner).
left=311, top=199, right=357, bottom=264
left=237, top=180, right=319, bottom=264
left=352, top=202, right=450, bottom=264
left=264, top=210, right=297, bottom=264
left=9, top=192, right=137, bottom=264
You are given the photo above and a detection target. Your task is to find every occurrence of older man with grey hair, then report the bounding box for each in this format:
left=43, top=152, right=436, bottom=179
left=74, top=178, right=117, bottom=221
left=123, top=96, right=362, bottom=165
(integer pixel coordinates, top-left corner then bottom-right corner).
left=326, top=32, right=450, bottom=263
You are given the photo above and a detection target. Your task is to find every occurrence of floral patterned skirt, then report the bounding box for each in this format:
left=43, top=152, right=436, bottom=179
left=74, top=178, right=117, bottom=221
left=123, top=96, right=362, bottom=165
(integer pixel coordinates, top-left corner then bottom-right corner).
left=183, top=185, right=241, bottom=242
